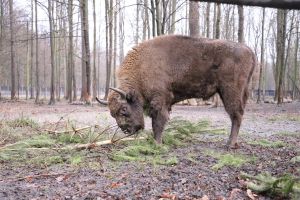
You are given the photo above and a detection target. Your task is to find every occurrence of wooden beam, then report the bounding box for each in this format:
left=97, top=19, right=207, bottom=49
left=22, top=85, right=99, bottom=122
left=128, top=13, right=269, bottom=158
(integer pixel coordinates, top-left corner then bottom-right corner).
left=189, top=0, right=300, bottom=10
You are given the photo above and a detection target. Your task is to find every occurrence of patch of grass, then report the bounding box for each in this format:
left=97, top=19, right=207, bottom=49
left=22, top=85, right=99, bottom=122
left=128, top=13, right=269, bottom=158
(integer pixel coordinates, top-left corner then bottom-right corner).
left=152, top=156, right=178, bottom=166
left=241, top=172, right=300, bottom=199
left=111, top=118, right=211, bottom=166
left=6, top=134, right=56, bottom=149
left=69, top=154, right=83, bottom=165
left=205, top=150, right=255, bottom=170
left=57, top=133, right=84, bottom=144
left=276, top=131, right=299, bottom=137
left=247, top=139, right=286, bottom=148
left=268, top=115, right=300, bottom=122
left=186, top=153, right=198, bottom=163
left=7, top=117, right=38, bottom=128
left=291, top=156, right=300, bottom=164
left=31, top=155, right=64, bottom=166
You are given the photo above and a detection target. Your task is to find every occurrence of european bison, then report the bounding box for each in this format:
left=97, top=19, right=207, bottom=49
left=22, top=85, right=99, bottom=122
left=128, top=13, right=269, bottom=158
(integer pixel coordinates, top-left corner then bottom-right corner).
left=97, top=35, right=256, bottom=148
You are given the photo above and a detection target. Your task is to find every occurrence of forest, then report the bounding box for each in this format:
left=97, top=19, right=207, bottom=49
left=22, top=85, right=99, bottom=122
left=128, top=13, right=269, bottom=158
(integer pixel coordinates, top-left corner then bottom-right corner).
left=0, top=0, right=299, bottom=104
left=0, top=0, right=300, bottom=199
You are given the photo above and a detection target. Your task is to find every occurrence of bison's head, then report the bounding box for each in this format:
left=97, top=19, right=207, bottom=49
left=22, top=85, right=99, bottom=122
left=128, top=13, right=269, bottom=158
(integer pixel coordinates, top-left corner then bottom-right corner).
left=96, top=88, right=145, bottom=135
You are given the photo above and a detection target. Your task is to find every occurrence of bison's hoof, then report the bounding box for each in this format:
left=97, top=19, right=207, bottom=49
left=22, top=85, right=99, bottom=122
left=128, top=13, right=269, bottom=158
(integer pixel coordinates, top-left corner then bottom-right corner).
left=226, top=142, right=240, bottom=150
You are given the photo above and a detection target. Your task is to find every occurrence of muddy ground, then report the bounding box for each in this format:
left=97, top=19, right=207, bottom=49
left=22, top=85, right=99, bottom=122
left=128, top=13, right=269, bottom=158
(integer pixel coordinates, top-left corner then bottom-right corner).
left=0, top=100, right=299, bottom=200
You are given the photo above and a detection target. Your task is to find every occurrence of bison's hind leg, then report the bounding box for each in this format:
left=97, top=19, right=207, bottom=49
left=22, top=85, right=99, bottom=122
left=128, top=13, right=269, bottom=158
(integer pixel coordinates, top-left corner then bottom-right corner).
left=218, top=87, right=247, bottom=149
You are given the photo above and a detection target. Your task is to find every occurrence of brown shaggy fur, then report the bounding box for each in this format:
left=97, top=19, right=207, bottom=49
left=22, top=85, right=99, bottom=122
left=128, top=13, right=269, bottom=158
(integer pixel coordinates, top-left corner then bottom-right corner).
left=107, top=35, right=256, bottom=148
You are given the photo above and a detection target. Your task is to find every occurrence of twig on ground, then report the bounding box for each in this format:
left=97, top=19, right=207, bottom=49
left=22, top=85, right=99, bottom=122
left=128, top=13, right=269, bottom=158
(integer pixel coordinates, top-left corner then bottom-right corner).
left=72, top=136, right=146, bottom=150
left=44, top=126, right=93, bottom=135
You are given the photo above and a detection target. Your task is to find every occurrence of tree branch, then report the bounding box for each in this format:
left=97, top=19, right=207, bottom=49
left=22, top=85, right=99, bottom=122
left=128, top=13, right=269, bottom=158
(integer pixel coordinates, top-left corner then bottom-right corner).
left=189, top=0, right=300, bottom=10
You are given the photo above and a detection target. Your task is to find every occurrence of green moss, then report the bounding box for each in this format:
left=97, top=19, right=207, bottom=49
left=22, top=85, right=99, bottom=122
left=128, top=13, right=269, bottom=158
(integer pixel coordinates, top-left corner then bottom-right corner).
left=205, top=150, right=255, bottom=170
left=31, top=155, right=64, bottom=166
left=248, top=139, right=286, bottom=148
left=57, top=133, right=84, bottom=144
left=290, top=156, right=300, bottom=164
left=241, top=172, right=300, bottom=198
left=69, top=154, right=83, bottom=165
left=152, top=156, right=178, bottom=166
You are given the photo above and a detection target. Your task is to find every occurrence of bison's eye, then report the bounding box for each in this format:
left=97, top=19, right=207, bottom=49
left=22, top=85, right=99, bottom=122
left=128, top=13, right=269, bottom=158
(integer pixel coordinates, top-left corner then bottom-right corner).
left=120, top=107, right=129, bottom=116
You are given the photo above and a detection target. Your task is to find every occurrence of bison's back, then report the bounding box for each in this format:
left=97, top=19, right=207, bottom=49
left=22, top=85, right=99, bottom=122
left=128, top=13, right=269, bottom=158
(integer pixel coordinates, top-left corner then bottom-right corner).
left=119, top=35, right=256, bottom=102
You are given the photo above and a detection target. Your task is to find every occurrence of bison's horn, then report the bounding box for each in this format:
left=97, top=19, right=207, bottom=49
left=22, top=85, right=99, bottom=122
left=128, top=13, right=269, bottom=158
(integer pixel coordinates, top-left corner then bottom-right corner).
left=95, top=97, right=108, bottom=105
left=109, top=87, right=127, bottom=99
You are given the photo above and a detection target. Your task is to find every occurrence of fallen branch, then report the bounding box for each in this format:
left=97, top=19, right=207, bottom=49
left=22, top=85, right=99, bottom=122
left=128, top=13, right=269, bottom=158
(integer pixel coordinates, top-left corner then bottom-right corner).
left=72, top=137, right=146, bottom=150
left=44, top=126, right=94, bottom=135
left=0, top=137, right=146, bottom=151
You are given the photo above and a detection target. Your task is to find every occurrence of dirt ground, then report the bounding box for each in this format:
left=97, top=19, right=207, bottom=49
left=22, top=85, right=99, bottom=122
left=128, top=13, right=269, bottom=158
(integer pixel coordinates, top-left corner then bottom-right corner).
left=0, top=100, right=300, bottom=200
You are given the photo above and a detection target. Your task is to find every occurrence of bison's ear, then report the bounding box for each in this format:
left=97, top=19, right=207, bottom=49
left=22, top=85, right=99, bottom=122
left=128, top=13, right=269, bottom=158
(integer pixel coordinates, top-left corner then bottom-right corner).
left=126, top=90, right=138, bottom=104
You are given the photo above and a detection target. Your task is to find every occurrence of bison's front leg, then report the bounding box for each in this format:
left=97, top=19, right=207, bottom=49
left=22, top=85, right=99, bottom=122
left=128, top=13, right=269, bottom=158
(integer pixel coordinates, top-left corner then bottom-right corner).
left=150, top=99, right=170, bottom=144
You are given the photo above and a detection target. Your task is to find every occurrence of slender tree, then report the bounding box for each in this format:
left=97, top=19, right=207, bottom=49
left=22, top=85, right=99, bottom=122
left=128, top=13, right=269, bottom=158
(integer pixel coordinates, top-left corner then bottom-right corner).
left=92, top=0, right=97, bottom=100
left=206, top=3, right=211, bottom=38
left=257, top=8, right=265, bottom=103
left=25, top=21, right=30, bottom=100
left=35, top=0, right=40, bottom=103
left=48, top=0, right=55, bottom=105
left=237, top=5, right=244, bottom=43
left=67, top=0, right=74, bottom=102
left=81, top=0, right=91, bottom=103
left=275, top=9, right=287, bottom=104
left=189, top=1, right=199, bottom=37
left=292, top=17, right=299, bottom=99
left=215, top=3, right=221, bottom=39
left=104, top=0, right=113, bottom=100
left=8, top=0, right=16, bottom=99
left=30, top=0, right=34, bottom=99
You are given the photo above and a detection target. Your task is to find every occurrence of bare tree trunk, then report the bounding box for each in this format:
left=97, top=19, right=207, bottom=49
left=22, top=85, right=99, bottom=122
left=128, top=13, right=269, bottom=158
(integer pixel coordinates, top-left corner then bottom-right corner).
left=206, top=3, right=211, bottom=38
left=237, top=5, right=244, bottom=43
left=142, top=0, right=148, bottom=39
left=0, top=0, right=3, bottom=46
left=30, top=0, right=34, bottom=99
left=67, top=0, right=74, bottom=102
left=92, top=0, right=97, bottom=100
left=169, top=0, right=176, bottom=35
left=82, top=0, right=91, bottom=103
left=213, top=3, right=216, bottom=38
left=17, top=57, right=19, bottom=99
left=283, top=11, right=294, bottom=98
left=48, top=0, right=55, bottom=105
left=113, top=0, right=117, bottom=87
left=189, top=1, right=199, bottom=37
left=135, top=0, right=140, bottom=44
left=292, top=18, right=299, bottom=99
left=275, top=9, right=287, bottom=104
left=150, top=0, right=156, bottom=37
left=9, top=0, right=16, bottom=99
left=43, top=44, right=46, bottom=99
left=215, top=3, right=221, bottom=39
left=257, top=8, right=265, bottom=103
left=104, top=0, right=113, bottom=100
left=35, top=0, right=40, bottom=103
left=26, top=21, right=30, bottom=100
left=155, top=0, right=162, bottom=36
left=119, top=0, right=125, bottom=63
